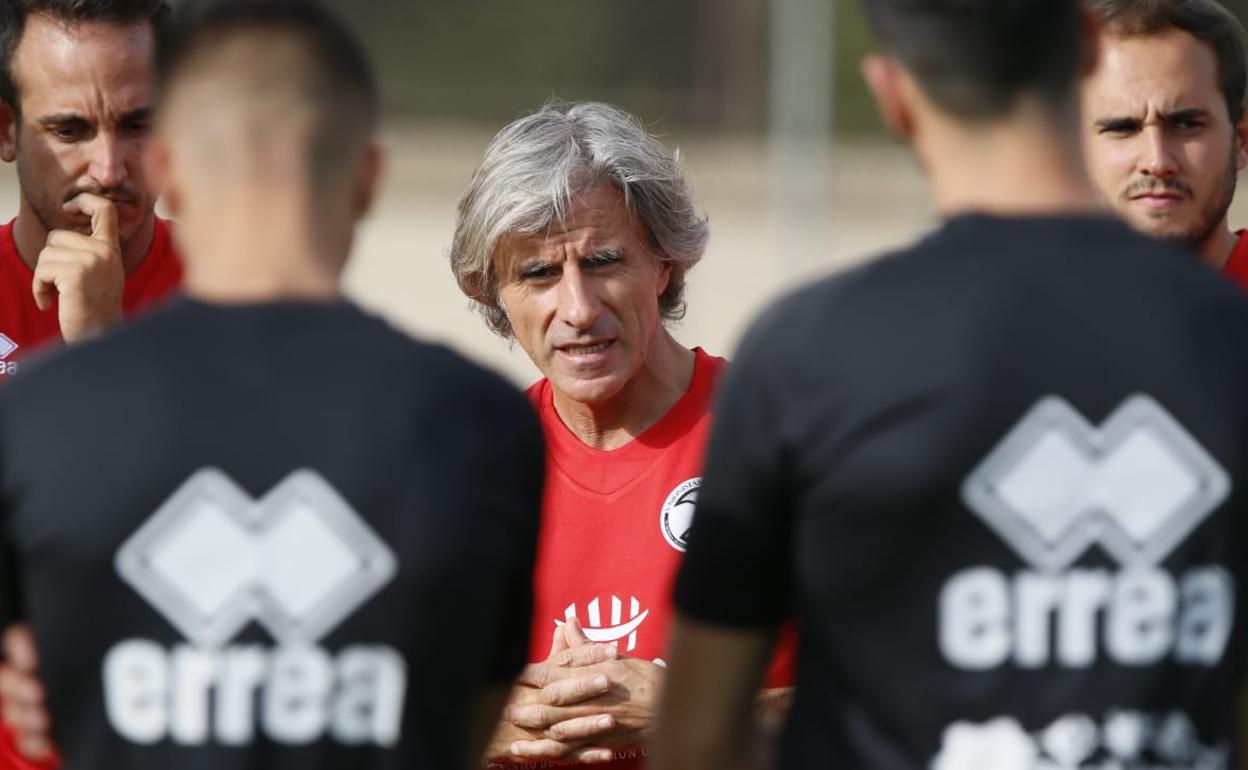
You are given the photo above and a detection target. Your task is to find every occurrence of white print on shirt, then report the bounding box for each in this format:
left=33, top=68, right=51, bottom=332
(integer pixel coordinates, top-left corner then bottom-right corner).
left=0, top=333, right=17, bottom=376
left=106, top=468, right=404, bottom=746
left=660, top=477, right=700, bottom=552
left=942, top=396, right=1234, bottom=670
left=962, top=395, right=1229, bottom=572
left=557, top=595, right=651, bottom=652
left=932, top=710, right=1227, bottom=770
left=939, top=565, right=1232, bottom=669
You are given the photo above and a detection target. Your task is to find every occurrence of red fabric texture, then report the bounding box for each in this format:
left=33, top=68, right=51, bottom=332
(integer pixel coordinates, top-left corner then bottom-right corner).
left=1221, top=229, right=1248, bottom=290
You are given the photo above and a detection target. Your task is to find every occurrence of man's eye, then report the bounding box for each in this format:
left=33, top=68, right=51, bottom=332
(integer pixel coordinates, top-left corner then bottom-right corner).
left=123, top=121, right=151, bottom=138
left=519, top=265, right=557, bottom=281
left=51, top=125, right=85, bottom=141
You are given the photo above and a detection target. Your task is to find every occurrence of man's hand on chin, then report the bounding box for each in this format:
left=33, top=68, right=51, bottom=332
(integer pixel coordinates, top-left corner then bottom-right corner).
left=33, top=193, right=125, bottom=344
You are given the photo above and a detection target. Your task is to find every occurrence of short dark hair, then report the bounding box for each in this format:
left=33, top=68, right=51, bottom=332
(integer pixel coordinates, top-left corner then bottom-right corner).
left=158, top=0, right=378, bottom=125
left=863, top=0, right=1085, bottom=120
left=0, top=0, right=171, bottom=112
left=1086, top=0, right=1248, bottom=122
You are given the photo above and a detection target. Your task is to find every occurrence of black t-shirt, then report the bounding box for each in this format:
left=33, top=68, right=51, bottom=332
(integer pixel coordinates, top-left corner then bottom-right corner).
left=0, top=298, right=544, bottom=770
left=675, top=215, right=1248, bottom=770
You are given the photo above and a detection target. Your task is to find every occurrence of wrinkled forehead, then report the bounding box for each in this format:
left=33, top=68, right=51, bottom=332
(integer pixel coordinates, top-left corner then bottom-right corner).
left=493, top=182, right=653, bottom=270
left=1085, top=28, right=1226, bottom=118
left=12, top=14, right=154, bottom=117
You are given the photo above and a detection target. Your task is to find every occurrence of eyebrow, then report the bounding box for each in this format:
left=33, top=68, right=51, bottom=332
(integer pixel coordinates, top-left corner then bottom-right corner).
left=1094, top=107, right=1210, bottom=132
left=1160, top=107, right=1210, bottom=124
left=38, top=106, right=153, bottom=128
left=38, top=113, right=88, bottom=128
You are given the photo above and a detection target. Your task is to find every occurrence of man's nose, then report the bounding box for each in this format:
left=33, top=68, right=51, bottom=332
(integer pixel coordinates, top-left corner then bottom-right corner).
left=86, top=133, right=127, bottom=190
left=556, top=268, right=603, bottom=330
left=1140, top=126, right=1180, bottom=180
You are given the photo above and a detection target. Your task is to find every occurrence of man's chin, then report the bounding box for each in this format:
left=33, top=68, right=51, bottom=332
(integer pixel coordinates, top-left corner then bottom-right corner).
left=1123, top=211, right=1199, bottom=244
left=548, top=371, right=629, bottom=409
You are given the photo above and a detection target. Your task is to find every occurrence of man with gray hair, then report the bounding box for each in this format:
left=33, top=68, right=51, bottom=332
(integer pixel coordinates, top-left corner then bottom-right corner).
left=451, top=101, right=795, bottom=767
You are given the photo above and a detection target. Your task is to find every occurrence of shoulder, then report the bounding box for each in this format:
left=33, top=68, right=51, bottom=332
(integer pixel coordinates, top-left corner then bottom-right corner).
left=524, top=377, right=549, bottom=406
left=1, top=299, right=190, bottom=396
left=152, top=216, right=179, bottom=260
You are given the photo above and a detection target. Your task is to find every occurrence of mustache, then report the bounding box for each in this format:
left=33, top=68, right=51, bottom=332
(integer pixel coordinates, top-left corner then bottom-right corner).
left=1122, top=178, right=1193, bottom=199
left=63, top=185, right=141, bottom=206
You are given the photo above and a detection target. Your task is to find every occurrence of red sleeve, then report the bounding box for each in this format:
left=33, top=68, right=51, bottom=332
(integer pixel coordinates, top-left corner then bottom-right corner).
left=0, top=722, right=59, bottom=770
left=763, top=622, right=798, bottom=688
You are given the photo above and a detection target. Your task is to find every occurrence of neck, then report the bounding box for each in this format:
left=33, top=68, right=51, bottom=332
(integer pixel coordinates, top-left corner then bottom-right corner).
left=180, top=187, right=344, bottom=304
left=916, top=102, right=1102, bottom=218
left=552, top=330, right=696, bottom=451
left=13, top=198, right=156, bottom=275
left=1196, top=221, right=1238, bottom=271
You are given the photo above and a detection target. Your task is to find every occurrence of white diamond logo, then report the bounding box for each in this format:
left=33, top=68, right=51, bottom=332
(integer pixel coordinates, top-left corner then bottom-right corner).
left=962, top=395, right=1230, bottom=571
left=116, top=469, right=397, bottom=647
left=0, top=334, right=17, bottom=360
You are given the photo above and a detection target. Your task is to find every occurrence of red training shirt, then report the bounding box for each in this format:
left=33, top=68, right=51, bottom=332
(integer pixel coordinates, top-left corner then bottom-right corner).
left=1222, top=229, right=1248, bottom=290
left=0, top=216, right=183, bottom=382
left=517, top=348, right=795, bottom=770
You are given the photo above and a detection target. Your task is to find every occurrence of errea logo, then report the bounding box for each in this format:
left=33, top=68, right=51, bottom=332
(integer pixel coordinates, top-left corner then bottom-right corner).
left=116, top=469, right=396, bottom=648
left=939, top=396, right=1235, bottom=671
left=962, top=396, right=1229, bottom=571
left=105, top=469, right=406, bottom=747
left=0, top=333, right=18, bottom=376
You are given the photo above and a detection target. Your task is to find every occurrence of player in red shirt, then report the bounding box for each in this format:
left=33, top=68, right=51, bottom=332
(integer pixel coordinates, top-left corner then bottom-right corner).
left=0, top=0, right=182, bottom=383
left=450, top=102, right=795, bottom=768
left=0, top=2, right=181, bottom=768
left=1081, top=0, right=1248, bottom=290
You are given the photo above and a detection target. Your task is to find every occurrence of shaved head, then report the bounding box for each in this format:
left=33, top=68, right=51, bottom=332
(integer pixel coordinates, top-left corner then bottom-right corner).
left=157, top=0, right=377, bottom=192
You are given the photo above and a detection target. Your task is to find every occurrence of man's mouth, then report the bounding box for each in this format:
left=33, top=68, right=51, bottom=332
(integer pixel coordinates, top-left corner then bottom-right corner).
left=1123, top=178, right=1192, bottom=206
left=1130, top=191, right=1186, bottom=201
left=558, top=340, right=614, bottom=356
left=65, top=190, right=141, bottom=207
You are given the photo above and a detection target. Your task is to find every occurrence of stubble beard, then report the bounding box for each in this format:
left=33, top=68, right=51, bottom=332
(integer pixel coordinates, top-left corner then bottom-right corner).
left=14, top=129, right=152, bottom=245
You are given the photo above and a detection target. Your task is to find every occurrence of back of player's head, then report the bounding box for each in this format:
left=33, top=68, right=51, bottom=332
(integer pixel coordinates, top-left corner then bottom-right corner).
left=450, top=100, right=709, bottom=338
left=156, top=0, right=378, bottom=187
left=862, top=0, right=1085, bottom=120
left=0, top=0, right=171, bottom=112
left=1087, top=0, right=1248, bottom=122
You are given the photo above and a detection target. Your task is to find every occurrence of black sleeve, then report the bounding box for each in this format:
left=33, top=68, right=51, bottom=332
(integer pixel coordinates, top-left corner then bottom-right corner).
left=674, top=308, right=795, bottom=630
left=472, top=383, right=545, bottom=684
left=0, top=398, right=23, bottom=628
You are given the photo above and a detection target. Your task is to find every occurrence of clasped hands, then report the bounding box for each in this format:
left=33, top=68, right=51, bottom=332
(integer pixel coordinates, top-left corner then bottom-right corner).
left=486, top=612, right=666, bottom=765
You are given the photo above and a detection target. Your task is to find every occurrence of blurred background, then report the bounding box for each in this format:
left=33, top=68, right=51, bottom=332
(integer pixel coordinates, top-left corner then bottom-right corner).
left=6, top=0, right=1248, bottom=383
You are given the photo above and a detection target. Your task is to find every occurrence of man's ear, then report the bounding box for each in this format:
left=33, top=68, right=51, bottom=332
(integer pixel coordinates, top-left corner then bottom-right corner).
left=1234, top=108, right=1248, bottom=173
left=656, top=259, right=672, bottom=298
left=353, top=141, right=385, bottom=219
left=861, top=55, right=913, bottom=140
left=0, top=102, right=18, bottom=163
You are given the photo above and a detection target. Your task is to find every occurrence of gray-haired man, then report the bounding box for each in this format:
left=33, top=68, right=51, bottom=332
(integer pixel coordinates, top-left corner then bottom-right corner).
left=451, top=101, right=795, bottom=767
